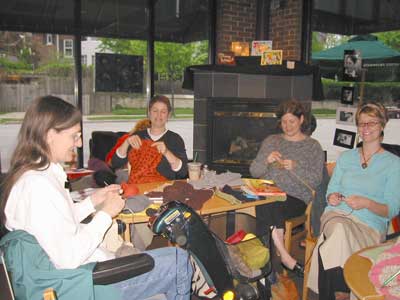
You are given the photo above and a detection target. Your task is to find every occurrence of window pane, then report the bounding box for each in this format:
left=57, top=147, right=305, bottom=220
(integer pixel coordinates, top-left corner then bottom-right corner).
left=0, top=31, right=75, bottom=171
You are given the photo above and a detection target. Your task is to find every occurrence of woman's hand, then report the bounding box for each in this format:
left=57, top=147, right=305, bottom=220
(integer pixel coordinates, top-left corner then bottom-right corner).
left=345, top=195, right=371, bottom=210
left=91, top=184, right=121, bottom=207
left=266, top=151, right=282, bottom=164
left=327, top=192, right=344, bottom=206
left=280, top=159, right=296, bottom=170
left=101, top=192, right=125, bottom=218
left=125, top=135, right=142, bottom=150
left=117, top=135, right=141, bottom=157
left=152, top=141, right=168, bottom=155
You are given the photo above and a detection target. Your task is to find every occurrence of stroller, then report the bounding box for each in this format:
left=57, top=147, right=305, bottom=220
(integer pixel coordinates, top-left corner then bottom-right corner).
left=148, top=200, right=272, bottom=300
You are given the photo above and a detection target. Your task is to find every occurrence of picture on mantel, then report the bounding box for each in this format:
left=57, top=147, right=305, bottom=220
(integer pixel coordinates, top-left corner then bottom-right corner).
left=261, top=50, right=283, bottom=65
left=231, top=42, right=250, bottom=56
left=251, top=40, right=273, bottom=56
left=217, top=52, right=236, bottom=65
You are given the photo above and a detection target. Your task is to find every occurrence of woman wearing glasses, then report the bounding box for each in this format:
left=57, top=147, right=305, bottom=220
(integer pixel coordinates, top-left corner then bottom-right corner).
left=0, top=96, right=192, bottom=300
left=307, top=101, right=400, bottom=300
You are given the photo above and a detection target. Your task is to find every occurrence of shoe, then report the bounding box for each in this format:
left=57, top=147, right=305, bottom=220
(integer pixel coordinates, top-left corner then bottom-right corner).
left=281, top=262, right=304, bottom=277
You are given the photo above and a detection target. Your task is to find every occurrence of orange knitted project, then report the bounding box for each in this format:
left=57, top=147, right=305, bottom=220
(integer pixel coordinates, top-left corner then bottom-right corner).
left=127, top=139, right=167, bottom=184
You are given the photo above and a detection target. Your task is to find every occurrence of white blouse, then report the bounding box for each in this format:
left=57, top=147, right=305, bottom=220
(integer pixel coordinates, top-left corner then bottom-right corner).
left=5, top=163, right=114, bottom=269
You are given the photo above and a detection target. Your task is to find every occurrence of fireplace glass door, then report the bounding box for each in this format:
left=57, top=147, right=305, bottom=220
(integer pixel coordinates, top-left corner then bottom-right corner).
left=207, top=98, right=280, bottom=176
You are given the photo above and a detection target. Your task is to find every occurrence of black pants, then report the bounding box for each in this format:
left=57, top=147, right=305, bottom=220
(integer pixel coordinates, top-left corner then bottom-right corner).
left=255, top=194, right=307, bottom=236
left=317, top=237, right=350, bottom=300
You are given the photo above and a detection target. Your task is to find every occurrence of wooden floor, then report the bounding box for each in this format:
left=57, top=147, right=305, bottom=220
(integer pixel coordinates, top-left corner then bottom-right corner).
left=149, top=230, right=319, bottom=300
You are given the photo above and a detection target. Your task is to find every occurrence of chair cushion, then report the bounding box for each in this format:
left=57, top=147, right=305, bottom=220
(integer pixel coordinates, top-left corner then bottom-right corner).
left=90, top=131, right=127, bottom=161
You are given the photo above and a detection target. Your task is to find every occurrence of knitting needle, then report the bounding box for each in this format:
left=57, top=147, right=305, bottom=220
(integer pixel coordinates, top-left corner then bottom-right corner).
left=104, top=181, right=124, bottom=196
left=382, top=267, right=400, bottom=287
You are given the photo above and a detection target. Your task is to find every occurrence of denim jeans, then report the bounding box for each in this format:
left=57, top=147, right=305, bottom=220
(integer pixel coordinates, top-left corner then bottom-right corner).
left=111, top=247, right=192, bottom=300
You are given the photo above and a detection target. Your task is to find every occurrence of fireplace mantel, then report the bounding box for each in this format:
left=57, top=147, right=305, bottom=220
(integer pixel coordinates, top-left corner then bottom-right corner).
left=183, top=60, right=324, bottom=100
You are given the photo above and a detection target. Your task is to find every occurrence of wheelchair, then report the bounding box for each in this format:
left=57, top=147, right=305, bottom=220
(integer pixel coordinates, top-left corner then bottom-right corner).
left=0, top=229, right=154, bottom=300
left=149, top=200, right=272, bottom=300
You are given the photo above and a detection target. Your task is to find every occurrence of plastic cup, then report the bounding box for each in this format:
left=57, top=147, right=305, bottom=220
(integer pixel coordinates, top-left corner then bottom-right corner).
left=188, top=162, right=202, bottom=180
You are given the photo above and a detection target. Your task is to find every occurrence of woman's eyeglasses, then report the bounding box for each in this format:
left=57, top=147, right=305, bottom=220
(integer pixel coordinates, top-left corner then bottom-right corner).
left=357, top=121, right=379, bottom=128
left=73, top=132, right=82, bottom=142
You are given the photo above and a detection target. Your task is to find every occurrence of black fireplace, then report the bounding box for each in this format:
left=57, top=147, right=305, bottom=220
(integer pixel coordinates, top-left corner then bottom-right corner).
left=207, top=98, right=281, bottom=177
left=188, top=63, right=318, bottom=177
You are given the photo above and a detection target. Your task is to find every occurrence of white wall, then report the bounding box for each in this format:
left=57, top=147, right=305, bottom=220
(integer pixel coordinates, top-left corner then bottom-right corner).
left=81, top=39, right=112, bottom=66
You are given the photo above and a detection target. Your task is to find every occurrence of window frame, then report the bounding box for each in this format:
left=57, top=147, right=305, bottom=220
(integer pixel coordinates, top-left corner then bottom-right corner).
left=64, top=39, right=73, bottom=58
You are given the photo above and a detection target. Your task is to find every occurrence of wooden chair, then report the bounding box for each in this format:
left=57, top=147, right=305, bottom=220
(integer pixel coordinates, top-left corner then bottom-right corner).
left=284, top=202, right=312, bottom=256
left=43, top=288, right=57, bottom=300
left=302, top=230, right=317, bottom=300
left=282, top=201, right=316, bottom=300
left=283, top=201, right=313, bottom=276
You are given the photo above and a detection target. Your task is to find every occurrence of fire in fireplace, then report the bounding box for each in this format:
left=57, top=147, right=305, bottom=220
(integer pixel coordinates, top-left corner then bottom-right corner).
left=207, top=98, right=281, bottom=177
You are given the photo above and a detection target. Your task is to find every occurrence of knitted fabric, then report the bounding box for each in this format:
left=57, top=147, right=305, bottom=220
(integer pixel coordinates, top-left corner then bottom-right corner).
left=369, top=239, right=400, bottom=299
left=162, top=181, right=213, bottom=210
left=127, top=139, right=167, bottom=184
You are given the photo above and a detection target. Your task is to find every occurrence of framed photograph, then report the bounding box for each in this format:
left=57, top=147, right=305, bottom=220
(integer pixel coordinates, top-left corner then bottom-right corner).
left=336, top=106, right=357, bottom=125
left=333, top=128, right=356, bottom=149
left=341, top=86, right=355, bottom=105
left=343, top=50, right=362, bottom=81
left=260, top=50, right=283, bottom=65
left=251, top=40, right=273, bottom=56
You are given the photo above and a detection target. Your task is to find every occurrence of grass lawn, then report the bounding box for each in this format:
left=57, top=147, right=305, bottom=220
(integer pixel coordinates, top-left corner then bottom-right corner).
left=0, top=107, right=337, bottom=123
left=312, top=108, right=337, bottom=118
left=112, top=107, right=336, bottom=117
left=112, top=107, right=194, bottom=115
left=0, top=118, right=23, bottom=124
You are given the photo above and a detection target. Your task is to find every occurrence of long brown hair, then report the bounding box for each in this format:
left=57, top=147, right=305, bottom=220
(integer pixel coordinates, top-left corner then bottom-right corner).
left=0, top=96, right=81, bottom=224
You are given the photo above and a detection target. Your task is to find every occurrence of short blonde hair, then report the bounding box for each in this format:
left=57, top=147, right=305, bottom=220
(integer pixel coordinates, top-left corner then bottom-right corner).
left=356, top=101, right=388, bottom=128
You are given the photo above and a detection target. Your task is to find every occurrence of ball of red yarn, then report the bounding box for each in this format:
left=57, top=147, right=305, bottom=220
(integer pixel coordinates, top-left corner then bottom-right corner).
left=121, top=182, right=140, bottom=197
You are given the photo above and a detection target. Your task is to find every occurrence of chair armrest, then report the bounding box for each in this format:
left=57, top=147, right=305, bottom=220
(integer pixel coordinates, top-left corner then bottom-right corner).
left=93, top=253, right=154, bottom=285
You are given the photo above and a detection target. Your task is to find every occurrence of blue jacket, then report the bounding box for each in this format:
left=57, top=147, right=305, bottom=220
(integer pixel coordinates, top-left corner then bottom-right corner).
left=0, top=230, right=120, bottom=300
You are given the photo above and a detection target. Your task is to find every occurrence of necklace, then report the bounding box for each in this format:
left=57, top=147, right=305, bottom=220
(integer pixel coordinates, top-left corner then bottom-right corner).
left=361, top=146, right=381, bottom=169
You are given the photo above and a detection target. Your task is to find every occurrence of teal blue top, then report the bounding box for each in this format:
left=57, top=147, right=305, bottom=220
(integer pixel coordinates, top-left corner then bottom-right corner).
left=325, top=148, right=400, bottom=234
left=0, top=230, right=120, bottom=300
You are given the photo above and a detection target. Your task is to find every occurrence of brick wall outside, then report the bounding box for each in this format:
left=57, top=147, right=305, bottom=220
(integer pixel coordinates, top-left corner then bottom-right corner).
left=216, top=0, right=303, bottom=61
left=31, top=34, right=56, bottom=65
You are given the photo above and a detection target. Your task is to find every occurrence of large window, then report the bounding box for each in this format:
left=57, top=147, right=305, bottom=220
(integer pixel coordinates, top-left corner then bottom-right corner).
left=310, top=30, right=400, bottom=161
left=0, top=0, right=211, bottom=169
left=0, top=31, right=76, bottom=171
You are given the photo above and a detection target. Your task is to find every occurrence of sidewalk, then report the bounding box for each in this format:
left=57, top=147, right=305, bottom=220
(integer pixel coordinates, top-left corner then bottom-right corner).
left=0, top=112, right=193, bottom=122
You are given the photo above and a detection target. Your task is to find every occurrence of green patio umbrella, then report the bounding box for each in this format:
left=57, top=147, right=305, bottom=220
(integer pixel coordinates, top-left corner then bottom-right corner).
left=312, top=35, right=400, bottom=82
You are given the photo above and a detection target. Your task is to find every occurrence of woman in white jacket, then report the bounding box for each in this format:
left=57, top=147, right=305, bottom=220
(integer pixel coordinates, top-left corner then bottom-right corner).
left=0, top=95, right=192, bottom=300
